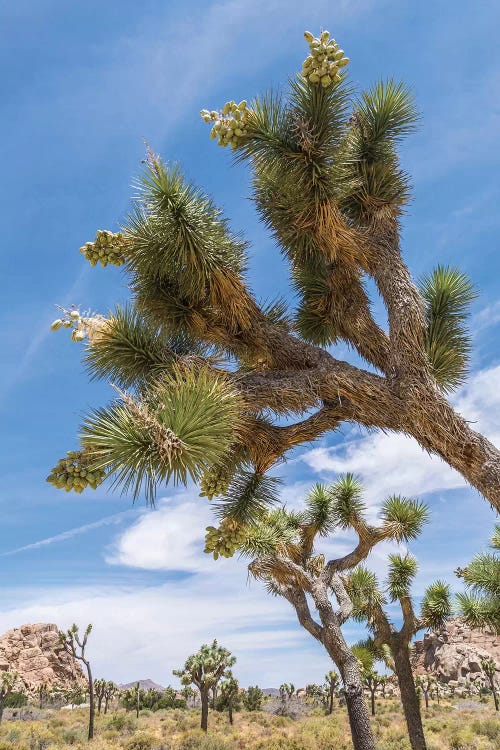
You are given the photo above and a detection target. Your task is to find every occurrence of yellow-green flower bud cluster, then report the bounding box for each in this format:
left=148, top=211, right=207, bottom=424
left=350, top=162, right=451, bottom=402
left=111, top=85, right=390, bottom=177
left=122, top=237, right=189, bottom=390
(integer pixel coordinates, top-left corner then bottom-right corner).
left=302, top=30, right=349, bottom=87
left=50, top=309, right=87, bottom=342
left=200, top=100, right=251, bottom=150
left=79, top=230, right=126, bottom=267
left=199, top=465, right=232, bottom=500
left=204, top=519, right=247, bottom=559
left=46, top=451, right=106, bottom=493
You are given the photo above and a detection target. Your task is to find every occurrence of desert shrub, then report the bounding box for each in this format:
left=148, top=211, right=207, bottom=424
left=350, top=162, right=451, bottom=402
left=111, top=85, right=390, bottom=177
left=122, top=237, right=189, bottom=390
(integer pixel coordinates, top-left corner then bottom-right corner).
left=124, top=732, right=157, bottom=750
left=449, top=727, right=479, bottom=750
left=471, top=718, right=500, bottom=741
left=60, top=727, right=85, bottom=745
left=253, top=738, right=306, bottom=750
left=178, top=734, right=233, bottom=750
left=107, top=713, right=137, bottom=733
left=0, top=742, right=29, bottom=750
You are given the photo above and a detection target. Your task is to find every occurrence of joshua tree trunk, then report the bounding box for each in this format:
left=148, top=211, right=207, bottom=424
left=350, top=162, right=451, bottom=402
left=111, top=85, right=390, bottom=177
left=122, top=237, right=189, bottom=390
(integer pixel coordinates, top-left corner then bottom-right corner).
left=288, top=584, right=376, bottom=750
left=334, top=650, right=375, bottom=750
left=136, top=682, right=140, bottom=719
left=200, top=688, right=209, bottom=732
left=0, top=698, right=4, bottom=725
left=486, top=674, right=499, bottom=711
left=228, top=696, right=233, bottom=725
left=84, top=660, right=95, bottom=741
left=328, top=688, right=334, bottom=715
left=369, top=688, right=376, bottom=716
left=392, top=645, right=427, bottom=750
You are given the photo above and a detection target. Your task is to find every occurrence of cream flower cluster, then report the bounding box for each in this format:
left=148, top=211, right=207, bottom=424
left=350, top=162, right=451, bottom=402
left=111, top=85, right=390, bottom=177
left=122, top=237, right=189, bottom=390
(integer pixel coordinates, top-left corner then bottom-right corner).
left=302, top=30, right=349, bottom=87
left=200, top=100, right=251, bottom=149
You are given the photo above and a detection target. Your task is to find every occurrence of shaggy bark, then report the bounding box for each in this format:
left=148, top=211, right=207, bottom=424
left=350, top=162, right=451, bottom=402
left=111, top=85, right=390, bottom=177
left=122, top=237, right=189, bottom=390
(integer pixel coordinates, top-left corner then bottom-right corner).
left=392, top=644, right=427, bottom=750
left=200, top=688, right=209, bottom=732
left=287, top=585, right=376, bottom=750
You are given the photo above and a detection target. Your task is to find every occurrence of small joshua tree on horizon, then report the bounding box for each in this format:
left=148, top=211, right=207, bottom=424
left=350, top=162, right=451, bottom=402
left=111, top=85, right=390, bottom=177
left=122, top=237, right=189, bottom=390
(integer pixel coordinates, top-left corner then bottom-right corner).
left=481, top=658, right=499, bottom=711
left=325, top=670, right=340, bottom=714
left=173, top=641, right=236, bottom=732
left=0, top=671, right=19, bottom=724
left=59, top=624, right=94, bottom=741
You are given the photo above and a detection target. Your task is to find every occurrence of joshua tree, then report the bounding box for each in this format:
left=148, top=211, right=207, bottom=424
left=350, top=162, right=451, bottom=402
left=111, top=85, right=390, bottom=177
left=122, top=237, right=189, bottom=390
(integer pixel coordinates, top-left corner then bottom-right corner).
left=228, top=476, right=428, bottom=750
left=346, top=551, right=451, bottom=750
left=379, top=675, right=389, bottom=699
left=47, top=28, right=500, bottom=546
left=181, top=685, right=196, bottom=708
left=278, top=683, right=295, bottom=714
left=59, top=624, right=94, bottom=740
left=305, top=683, right=325, bottom=708
left=37, top=682, right=49, bottom=710
left=0, top=671, right=19, bottom=724
left=242, top=685, right=264, bottom=712
left=103, top=681, right=117, bottom=714
left=173, top=641, right=236, bottom=732
left=325, top=670, right=340, bottom=714
left=415, top=675, right=434, bottom=711
left=481, top=658, right=499, bottom=711
left=94, top=679, right=106, bottom=714
left=219, top=672, right=239, bottom=724
left=456, top=525, right=500, bottom=633
left=363, top=670, right=381, bottom=717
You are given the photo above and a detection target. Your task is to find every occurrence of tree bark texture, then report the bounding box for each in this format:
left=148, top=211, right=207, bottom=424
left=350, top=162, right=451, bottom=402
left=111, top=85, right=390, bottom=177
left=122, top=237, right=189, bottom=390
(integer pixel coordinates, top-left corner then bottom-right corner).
left=85, top=661, right=95, bottom=741
left=200, top=689, right=209, bottom=732
left=392, top=646, right=427, bottom=750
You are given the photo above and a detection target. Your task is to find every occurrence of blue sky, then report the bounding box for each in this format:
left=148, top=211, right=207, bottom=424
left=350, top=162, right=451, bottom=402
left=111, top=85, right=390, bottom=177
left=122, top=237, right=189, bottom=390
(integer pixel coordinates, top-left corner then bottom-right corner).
left=1, top=0, right=500, bottom=688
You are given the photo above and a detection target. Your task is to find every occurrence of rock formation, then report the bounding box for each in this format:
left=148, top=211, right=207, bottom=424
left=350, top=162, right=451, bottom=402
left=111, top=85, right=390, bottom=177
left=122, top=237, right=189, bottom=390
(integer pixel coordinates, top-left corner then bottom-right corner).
left=0, top=623, right=86, bottom=692
left=412, top=618, right=500, bottom=690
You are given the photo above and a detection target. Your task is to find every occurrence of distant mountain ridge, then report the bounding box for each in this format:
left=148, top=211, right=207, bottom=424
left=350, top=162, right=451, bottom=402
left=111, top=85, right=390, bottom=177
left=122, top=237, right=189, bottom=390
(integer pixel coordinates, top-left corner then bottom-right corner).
left=118, top=679, right=166, bottom=691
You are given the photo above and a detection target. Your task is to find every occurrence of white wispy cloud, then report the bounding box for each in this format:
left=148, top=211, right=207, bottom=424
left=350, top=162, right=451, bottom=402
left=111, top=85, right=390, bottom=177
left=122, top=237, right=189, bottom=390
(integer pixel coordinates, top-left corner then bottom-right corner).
left=1, top=510, right=136, bottom=556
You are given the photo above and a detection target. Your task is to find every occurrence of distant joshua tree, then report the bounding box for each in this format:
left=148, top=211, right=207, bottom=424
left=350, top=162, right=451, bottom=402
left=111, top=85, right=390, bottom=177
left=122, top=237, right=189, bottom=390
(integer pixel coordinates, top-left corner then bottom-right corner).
left=481, top=658, right=499, bottom=711
left=242, top=686, right=264, bottom=712
left=58, top=624, right=94, bottom=741
left=173, top=641, right=236, bottom=732
left=219, top=672, right=240, bottom=725
left=325, top=671, right=340, bottom=715
left=103, top=681, right=118, bottom=714
left=0, top=672, right=19, bottom=724
left=93, top=679, right=106, bottom=714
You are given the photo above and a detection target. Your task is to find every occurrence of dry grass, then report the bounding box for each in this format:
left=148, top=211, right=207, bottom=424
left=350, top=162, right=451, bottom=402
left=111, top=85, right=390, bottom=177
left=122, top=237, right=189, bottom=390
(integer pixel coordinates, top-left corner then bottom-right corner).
left=0, top=698, right=498, bottom=750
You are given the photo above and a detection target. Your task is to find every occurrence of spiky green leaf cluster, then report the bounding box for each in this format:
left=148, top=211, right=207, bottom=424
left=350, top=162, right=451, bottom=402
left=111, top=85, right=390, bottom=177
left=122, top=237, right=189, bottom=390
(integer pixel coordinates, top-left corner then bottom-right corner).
left=456, top=525, right=500, bottom=632
left=336, top=80, right=417, bottom=221
left=420, top=581, right=452, bottom=630
left=330, top=473, right=366, bottom=528
left=80, top=366, right=245, bottom=503
left=420, top=265, right=476, bottom=392
left=386, top=553, right=418, bottom=601
left=379, top=496, right=429, bottom=541
left=84, top=305, right=210, bottom=389
left=214, top=471, right=281, bottom=525
left=125, top=160, right=247, bottom=330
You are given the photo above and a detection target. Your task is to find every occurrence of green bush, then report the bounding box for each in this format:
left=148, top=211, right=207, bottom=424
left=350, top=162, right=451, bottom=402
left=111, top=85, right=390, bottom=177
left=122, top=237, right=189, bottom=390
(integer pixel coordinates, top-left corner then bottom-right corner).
left=106, top=713, right=137, bottom=733
left=178, top=733, right=233, bottom=750
left=471, top=717, right=500, bottom=740
left=124, top=732, right=157, bottom=750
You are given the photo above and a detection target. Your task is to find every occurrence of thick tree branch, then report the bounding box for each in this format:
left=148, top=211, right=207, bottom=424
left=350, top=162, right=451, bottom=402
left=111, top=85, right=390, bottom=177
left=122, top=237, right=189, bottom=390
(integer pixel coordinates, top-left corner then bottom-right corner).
left=281, top=585, right=324, bottom=642
left=330, top=573, right=353, bottom=624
